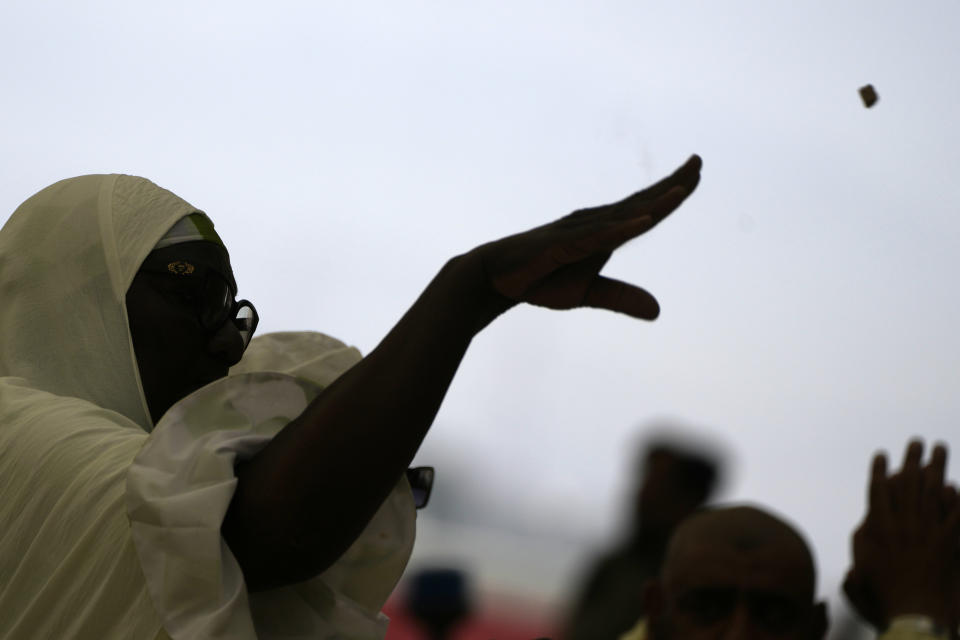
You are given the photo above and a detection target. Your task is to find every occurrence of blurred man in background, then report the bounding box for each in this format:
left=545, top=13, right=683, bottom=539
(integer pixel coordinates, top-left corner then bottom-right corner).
left=565, top=434, right=722, bottom=640
left=637, top=504, right=828, bottom=640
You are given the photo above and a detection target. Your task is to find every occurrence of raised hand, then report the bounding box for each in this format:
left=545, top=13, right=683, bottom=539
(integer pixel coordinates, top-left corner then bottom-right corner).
left=470, top=155, right=702, bottom=320
left=843, top=440, right=960, bottom=631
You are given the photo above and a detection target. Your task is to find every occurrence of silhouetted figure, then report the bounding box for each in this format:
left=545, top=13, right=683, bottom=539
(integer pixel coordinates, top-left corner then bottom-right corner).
left=408, top=568, right=472, bottom=640
left=565, top=436, right=720, bottom=640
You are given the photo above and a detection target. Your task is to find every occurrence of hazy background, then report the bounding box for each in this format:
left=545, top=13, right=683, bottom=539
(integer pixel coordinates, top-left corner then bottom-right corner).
left=3, top=0, right=959, bottom=628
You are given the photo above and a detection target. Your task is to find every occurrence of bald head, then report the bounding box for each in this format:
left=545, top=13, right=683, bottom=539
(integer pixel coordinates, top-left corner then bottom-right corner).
left=663, top=505, right=816, bottom=599
left=647, top=505, right=825, bottom=640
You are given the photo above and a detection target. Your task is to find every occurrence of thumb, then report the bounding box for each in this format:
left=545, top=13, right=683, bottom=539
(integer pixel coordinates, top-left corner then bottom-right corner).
left=583, top=276, right=659, bottom=320
left=843, top=569, right=887, bottom=630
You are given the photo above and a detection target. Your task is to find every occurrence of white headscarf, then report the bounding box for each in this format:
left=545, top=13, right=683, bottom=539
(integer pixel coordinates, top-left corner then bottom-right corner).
left=0, top=174, right=201, bottom=638
left=0, top=174, right=203, bottom=431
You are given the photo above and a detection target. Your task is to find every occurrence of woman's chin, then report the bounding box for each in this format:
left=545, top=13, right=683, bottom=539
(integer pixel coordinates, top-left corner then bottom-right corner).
left=194, top=367, right=230, bottom=389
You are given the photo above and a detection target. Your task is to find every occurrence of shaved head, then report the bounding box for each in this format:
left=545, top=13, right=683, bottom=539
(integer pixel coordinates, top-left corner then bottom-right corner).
left=663, top=505, right=816, bottom=599
left=647, top=504, right=826, bottom=640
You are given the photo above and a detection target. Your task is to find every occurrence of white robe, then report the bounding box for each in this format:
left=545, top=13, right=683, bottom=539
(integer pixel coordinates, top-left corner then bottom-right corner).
left=0, top=175, right=414, bottom=639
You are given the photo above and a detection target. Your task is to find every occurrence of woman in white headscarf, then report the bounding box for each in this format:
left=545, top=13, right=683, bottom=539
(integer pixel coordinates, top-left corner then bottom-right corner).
left=0, top=156, right=702, bottom=639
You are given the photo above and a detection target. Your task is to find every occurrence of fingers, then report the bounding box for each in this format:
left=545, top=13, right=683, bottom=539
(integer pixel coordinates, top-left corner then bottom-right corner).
left=896, top=439, right=925, bottom=514
left=941, top=486, right=960, bottom=540
left=629, top=154, right=703, bottom=203
left=614, top=176, right=699, bottom=228
left=922, top=443, right=949, bottom=520
left=567, top=154, right=701, bottom=227
left=558, top=215, right=656, bottom=263
left=943, top=485, right=958, bottom=511
left=573, top=186, right=690, bottom=258
left=902, top=439, right=924, bottom=471
left=648, top=184, right=695, bottom=226
left=943, top=485, right=960, bottom=532
left=869, top=452, right=893, bottom=528
left=871, top=452, right=888, bottom=487
left=882, top=440, right=954, bottom=524
left=582, top=276, right=660, bottom=320
left=929, top=443, right=948, bottom=486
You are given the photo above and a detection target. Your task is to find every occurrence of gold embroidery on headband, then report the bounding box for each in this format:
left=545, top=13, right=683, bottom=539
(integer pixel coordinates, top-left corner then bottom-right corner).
left=167, top=261, right=195, bottom=275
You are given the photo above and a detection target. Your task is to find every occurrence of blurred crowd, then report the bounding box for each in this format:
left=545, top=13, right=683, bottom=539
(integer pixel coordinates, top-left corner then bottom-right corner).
left=393, top=436, right=960, bottom=640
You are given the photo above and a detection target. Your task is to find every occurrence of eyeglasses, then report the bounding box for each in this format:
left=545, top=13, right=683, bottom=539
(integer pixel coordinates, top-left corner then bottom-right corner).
left=194, top=270, right=260, bottom=350
left=214, top=299, right=259, bottom=351
left=143, top=265, right=260, bottom=351
left=406, top=466, right=435, bottom=509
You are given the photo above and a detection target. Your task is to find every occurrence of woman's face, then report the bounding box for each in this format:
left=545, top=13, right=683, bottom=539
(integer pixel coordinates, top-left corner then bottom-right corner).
left=126, top=241, right=246, bottom=424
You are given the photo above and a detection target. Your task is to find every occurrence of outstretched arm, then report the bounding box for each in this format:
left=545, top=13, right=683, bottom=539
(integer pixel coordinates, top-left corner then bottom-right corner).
left=222, top=155, right=703, bottom=592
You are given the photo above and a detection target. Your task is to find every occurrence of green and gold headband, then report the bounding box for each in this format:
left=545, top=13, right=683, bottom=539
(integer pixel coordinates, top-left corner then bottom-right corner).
left=154, top=212, right=224, bottom=250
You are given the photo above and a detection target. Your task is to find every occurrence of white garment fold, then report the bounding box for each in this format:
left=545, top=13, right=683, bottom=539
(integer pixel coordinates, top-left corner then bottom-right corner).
left=127, top=332, right=416, bottom=640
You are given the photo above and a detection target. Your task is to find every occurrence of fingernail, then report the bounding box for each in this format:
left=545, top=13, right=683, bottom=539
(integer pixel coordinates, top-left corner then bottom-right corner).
left=664, top=185, right=687, bottom=198
left=620, top=214, right=654, bottom=231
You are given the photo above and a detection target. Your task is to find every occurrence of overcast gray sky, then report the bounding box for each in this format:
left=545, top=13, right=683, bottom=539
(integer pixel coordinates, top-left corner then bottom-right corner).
left=3, top=0, right=960, bottom=621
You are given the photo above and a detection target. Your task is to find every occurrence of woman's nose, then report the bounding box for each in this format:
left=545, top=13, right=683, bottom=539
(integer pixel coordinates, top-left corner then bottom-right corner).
left=206, top=319, right=245, bottom=366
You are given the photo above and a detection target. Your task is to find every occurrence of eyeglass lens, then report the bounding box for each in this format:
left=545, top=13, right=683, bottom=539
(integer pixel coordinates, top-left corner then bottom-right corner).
left=196, top=273, right=258, bottom=350
left=406, top=467, right=435, bottom=509
left=199, top=275, right=233, bottom=329
left=234, top=302, right=257, bottom=349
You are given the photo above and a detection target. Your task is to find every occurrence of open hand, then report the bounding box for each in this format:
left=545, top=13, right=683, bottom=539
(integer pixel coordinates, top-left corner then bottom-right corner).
left=843, top=440, right=960, bottom=630
left=470, top=155, right=702, bottom=320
